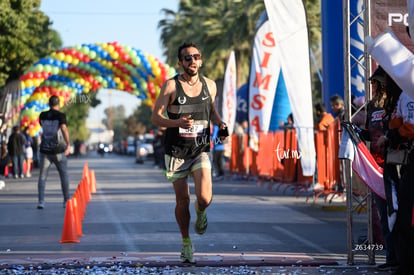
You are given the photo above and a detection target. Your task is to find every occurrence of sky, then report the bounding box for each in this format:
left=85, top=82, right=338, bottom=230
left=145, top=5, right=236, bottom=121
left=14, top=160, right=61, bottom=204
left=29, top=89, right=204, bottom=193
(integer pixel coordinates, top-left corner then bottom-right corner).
left=39, top=0, right=178, bottom=122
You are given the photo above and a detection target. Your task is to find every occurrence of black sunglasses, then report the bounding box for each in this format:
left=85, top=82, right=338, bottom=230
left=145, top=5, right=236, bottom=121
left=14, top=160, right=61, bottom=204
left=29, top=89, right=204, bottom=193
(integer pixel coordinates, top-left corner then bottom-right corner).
left=183, top=54, right=201, bottom=61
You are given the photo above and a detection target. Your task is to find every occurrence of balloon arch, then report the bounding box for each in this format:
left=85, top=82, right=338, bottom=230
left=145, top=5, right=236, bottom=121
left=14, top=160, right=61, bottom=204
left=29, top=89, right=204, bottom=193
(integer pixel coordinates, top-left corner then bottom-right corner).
left=19, top=42, right=176, bottom=136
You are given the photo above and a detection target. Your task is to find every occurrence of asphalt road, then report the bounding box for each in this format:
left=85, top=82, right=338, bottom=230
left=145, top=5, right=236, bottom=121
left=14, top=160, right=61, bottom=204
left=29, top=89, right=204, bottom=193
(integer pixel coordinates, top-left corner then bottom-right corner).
left=0, top=152, right=391, bottom=274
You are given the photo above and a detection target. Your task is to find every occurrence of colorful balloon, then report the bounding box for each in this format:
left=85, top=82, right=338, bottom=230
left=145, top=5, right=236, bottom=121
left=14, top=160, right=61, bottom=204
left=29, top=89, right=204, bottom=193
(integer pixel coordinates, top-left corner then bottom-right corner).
left=19, top=42, right=176, bottom=136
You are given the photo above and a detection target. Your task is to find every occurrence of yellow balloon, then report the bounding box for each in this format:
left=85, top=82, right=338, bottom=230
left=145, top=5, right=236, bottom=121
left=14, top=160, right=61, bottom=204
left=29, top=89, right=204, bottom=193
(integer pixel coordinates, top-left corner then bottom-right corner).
left=33, top=79, right=42, bottom=87
left=77, top=79, right=85, bottom=86
left=64, top=55, right=72, bottom=63
left=28, top=129, right=36, bottom=137
left=25, top=79, right=34, bottom=87
left=58, top=96, right=65, bottom=107
left=153, top=67, right=161, bottom=77
left=57, top=52, right=65, bottom=61
left=107, top=45, right=114, bottom=54
left=111, top=51, right=119, bottom=60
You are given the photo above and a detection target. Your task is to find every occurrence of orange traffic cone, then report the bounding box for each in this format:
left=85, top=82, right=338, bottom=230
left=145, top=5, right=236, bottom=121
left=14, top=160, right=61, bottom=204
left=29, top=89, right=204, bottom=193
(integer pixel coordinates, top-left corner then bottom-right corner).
left=74, top=187, right=85, bottom=221
left=72, top=196, right=83, bottom=237
left=89, top=170, right=97, bottom=193
left=60, top=199, right=80, bottom=243
left=82, top=177, right=91, bottom=203
left=83, top=163, right=90, bottom=188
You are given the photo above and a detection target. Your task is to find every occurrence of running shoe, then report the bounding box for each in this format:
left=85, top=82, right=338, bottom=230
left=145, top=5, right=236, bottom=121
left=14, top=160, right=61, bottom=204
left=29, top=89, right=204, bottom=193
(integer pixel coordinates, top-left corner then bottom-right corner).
left=180, top=241, right=194, bottom=263
left=194, top=208, right=208, bottom=235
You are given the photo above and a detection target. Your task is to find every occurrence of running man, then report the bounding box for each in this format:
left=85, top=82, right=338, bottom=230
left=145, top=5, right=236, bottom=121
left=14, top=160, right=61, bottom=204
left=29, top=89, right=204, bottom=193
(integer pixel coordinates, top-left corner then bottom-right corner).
left=152, top=42, right=227, bottom=263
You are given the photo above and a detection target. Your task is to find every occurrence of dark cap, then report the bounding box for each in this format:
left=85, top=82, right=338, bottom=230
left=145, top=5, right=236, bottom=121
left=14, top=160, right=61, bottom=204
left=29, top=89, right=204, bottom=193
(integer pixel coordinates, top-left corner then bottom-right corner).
left=369, top=66, right=386, bottom=83
left=49, top=95, right=60, bottom=107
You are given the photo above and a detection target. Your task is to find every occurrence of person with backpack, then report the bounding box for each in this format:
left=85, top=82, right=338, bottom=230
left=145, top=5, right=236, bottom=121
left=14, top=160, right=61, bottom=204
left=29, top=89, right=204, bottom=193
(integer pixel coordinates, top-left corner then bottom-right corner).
left=37, top=95, right=71, bottom=209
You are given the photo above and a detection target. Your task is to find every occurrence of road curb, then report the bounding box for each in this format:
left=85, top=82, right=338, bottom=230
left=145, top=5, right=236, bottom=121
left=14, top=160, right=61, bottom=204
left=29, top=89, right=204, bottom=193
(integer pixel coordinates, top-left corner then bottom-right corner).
left=0, top=252, right=339, bottom=269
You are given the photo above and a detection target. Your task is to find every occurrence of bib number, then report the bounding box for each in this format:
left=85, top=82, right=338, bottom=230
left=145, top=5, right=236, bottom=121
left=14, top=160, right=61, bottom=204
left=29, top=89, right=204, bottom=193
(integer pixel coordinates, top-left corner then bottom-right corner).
left=179, top=124, right=204, bottom=138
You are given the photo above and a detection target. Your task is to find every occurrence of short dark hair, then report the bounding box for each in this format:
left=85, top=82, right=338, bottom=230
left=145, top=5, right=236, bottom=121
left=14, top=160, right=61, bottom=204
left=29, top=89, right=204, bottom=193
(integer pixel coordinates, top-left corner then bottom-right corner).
left=177, top=42, right=199, bottom=61
left=49, top=95, right=60, bottom=107
left=315, top=102, right=326, bottom=113
left=330, top=94, right=344, bottom=106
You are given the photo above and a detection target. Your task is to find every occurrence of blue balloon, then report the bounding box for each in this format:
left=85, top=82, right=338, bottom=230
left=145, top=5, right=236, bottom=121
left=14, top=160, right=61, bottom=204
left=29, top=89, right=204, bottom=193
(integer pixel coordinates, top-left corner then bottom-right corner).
left=53, top=59, right=62, bottom=67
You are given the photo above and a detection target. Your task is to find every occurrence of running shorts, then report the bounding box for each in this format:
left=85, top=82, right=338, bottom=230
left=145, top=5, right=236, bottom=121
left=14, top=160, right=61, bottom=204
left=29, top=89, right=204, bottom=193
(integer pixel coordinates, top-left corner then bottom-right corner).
left=165, top=152, right=211, bottom=182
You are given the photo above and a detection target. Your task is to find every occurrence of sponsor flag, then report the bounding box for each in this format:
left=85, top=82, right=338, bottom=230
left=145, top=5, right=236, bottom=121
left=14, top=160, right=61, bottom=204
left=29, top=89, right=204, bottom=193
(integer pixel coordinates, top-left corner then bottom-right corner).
left=269, top=71, right=292, bottom=131
left=222, top=51, right=237, bottom=134
left=248, top=16, right=281, bottom=151
left=236, top=83, right=248, bottom=124
left=264, top=0, right=315, bottom=176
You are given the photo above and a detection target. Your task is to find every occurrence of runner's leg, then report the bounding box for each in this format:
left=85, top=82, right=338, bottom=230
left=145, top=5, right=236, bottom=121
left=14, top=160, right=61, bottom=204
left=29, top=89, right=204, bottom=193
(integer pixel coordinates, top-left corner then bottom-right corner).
left=193, top=167, right=212, bottom=211
left=173, top=177, right=191, bottom=238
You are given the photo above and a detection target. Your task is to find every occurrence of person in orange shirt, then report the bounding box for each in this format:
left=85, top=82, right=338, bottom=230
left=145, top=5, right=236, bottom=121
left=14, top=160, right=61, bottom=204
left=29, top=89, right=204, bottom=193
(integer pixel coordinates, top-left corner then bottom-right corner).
left=314, top=102, right=335, bottom=131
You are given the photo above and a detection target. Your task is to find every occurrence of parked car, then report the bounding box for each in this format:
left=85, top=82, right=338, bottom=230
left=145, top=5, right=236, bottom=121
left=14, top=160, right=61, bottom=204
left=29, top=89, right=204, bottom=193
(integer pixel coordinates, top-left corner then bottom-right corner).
left=126, top=141, right=135, bottom=155
left=136, top=133, right=154, bottom=163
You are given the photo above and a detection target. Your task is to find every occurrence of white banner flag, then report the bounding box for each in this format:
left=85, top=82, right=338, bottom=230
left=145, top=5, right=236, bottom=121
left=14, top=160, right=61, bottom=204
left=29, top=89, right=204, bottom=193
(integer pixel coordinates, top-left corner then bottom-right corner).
left=264, top=0, right=316, bottom=176
left=222, top=51, right=237, bottom=134
left=248, top=19, right=281, bottom=151
left=366, top=30, right=414, bottom=100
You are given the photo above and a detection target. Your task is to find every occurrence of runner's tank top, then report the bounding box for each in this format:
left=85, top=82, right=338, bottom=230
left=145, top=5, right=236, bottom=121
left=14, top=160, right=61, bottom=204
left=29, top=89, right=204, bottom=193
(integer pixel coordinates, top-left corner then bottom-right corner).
left=165, top=75, right=211, bottom=159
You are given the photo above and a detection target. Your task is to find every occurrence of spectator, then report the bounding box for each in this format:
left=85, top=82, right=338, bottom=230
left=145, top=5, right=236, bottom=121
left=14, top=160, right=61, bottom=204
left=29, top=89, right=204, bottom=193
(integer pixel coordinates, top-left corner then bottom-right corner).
left=386, top=90, right=414, bottom=274
left=153, top=127, right=166, bottom=169
left=360, top=66, right=399, bottom=271
left=330, top=94, right=345, bottom=122
left=279, top=113, right=294, bottom=130
left=7, top=126, right=26, bottom=178
left=24, top=140, right=33, bottom=178
left=212, top=125, right=225, bottom=180
left=314, top=102, right=335, bottom=131
left=0, top=140, right=9, bottom=178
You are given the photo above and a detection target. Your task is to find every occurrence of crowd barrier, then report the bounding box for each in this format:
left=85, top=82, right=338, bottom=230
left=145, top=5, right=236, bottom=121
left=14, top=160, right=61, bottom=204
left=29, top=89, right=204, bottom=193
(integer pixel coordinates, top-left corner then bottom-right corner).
left=229, top=120, right=344, bottom=201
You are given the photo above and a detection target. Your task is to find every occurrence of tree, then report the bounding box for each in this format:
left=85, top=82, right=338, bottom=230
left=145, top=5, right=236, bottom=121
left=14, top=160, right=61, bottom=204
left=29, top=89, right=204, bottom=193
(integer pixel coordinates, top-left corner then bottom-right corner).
left=0, top=0, right=62, bottom=87
left=158, top=0, right=264, bottom=88
left=122, top=103, right=153, bottom=137
left=158, top=0, right=322, bottom=94
left=200, top=0, right=265, bottom=87
left=103, top=105, right=126, bottom=143
left=62, top=94, right=96, bottom=142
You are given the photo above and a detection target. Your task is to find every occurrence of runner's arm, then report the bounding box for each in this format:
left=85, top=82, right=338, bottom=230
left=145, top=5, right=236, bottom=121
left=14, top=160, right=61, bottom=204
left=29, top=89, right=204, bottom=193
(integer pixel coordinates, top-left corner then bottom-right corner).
left=151, top=79, right=193, bottom=129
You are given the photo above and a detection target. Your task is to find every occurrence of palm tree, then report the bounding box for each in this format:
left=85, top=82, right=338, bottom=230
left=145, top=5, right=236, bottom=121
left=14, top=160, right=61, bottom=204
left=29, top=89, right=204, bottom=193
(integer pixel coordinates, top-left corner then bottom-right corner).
left=158, top=0, right=321, bottom=92
left=158, top=0, right=265, bottom=88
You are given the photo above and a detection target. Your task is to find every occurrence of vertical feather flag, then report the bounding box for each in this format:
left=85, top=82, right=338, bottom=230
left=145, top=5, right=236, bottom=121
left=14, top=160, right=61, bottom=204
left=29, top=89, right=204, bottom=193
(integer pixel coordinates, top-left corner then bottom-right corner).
left=222, top=51, right=237, bottom=134
left=264, top=0, right=316, bottom=176
left=248, top=16, right=281, bottom=151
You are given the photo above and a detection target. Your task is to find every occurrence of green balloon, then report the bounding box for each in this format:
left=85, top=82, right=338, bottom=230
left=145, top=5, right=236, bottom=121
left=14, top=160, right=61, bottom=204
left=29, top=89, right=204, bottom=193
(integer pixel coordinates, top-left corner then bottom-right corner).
left=88, top=51, right=96, bottom=59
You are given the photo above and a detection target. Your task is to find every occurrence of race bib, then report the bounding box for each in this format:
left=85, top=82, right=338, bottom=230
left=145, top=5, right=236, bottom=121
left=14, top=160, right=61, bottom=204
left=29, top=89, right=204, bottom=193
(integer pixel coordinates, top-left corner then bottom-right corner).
left=179, top=120, right=206, bottom=138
